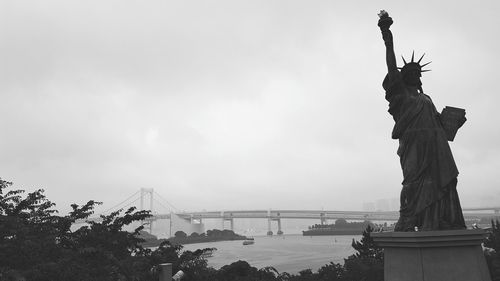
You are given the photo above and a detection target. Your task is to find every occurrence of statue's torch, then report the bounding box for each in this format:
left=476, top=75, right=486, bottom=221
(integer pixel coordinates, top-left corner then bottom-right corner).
left=377, top=10, right=393, bottom=31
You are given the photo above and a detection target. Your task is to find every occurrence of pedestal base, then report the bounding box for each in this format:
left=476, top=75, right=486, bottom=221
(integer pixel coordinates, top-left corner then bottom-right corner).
left=372, top=229, right=491, bottom=281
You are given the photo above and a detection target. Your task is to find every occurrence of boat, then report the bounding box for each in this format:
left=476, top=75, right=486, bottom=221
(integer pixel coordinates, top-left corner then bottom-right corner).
left=242, top=237, right=255, bottom=245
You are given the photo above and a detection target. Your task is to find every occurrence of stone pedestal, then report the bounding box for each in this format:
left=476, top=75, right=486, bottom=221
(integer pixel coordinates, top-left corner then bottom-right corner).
left=372, top=229, right=491, bottom=281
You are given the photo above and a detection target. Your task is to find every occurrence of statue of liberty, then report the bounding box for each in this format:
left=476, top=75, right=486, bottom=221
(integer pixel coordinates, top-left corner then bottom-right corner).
left=377, top=11, right=467, bottom=231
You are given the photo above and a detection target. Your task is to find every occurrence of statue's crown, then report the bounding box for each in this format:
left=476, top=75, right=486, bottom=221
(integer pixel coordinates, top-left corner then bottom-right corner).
left=399, top=51, right=431, bottom=75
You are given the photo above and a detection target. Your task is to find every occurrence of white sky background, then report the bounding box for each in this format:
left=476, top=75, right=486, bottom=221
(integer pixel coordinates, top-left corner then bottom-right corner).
left=1, top=0, right=500, bottom=214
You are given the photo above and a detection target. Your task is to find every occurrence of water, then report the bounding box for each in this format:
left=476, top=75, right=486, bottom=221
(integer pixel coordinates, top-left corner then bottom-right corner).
left=182, top=234, right=359, bottom=274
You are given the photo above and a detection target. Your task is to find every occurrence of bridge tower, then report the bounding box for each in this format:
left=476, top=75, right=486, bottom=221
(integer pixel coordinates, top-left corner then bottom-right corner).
left=267, top=209, right=273, bottom=236
left=220, top=211, right=234, bottom=231
left=140, top=188, right=154, bottom=233
left=276, top=212, right=283, bottom=235
left=221, top=211, right=224, bottom=229
left=266, top=210, right=283, bottom=236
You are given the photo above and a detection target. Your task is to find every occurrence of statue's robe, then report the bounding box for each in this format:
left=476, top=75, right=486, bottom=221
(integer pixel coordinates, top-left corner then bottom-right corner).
left=383, top=70, right=466, bottom=231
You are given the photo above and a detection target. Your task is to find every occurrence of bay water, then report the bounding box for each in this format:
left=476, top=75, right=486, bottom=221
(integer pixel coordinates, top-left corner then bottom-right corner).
left=182, top=234, right=360, bottom=274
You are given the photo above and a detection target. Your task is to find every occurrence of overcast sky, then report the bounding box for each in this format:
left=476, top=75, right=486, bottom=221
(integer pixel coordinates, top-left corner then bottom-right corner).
left=2, top=0, right=500, bottom=214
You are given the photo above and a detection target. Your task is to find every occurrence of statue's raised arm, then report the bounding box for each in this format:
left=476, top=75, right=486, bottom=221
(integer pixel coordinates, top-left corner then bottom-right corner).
left=378, top=10, right=397, bottom=73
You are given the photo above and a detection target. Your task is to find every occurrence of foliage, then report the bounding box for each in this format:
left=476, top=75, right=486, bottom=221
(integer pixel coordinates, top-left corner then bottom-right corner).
left=161, top=229, right=247, bottom=247
left=175, top=230, right=188, bottom=238
left=206, top=229, right=244, bottom=238
left=484, top=220, right=500, bottom=281
left=0, top=177, right=213, bottom=281
left=349, top=224, right=384, bottom=261
left=214, top=261, right=283, bottom=281
left=175, top=247, right=217, bottom=281
left=484, top=220, right=500, bottom=252
left=342, top=225, right=384, bottom=281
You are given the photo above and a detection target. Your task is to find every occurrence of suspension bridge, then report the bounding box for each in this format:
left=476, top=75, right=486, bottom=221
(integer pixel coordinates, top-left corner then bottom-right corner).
left=90, top=188, right=500, bottom=237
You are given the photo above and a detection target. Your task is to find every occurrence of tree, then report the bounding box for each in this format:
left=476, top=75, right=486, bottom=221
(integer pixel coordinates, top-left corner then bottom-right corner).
left=484, top=220, right=500, bottom=281
left=207, top=229, right=222, bottom=237
left=216, top=260, right=279, bottom=281
left=342, top=225, right=384, bottom=281
left=0, top=178, right=65, bottom=279
left=217, top=260, right=257, bottom=281
left=0, top=178, right=187, bottom=281
left=174, top=230, right=187, bottom=239
left=291, top=269, right=315, bottom=281
left=176, top=248, right=217, bottom=281
left=316, top=262, right=345, bottom=281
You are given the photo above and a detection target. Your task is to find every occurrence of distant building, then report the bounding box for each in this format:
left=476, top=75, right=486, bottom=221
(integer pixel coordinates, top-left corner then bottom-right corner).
left=363, top=202, right=376, bottom=212
left=390, top=198, right=399, bottom=211
left=376, top=199, right=390, bottom=211
left=363, top=198, right=399, bottom=212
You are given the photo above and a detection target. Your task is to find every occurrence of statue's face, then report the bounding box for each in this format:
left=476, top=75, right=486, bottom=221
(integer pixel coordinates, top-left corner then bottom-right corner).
left=403, top=69, right=421, bottom=86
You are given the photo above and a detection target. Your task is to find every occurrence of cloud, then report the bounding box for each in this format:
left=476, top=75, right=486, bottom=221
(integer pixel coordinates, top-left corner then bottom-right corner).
left=1, top=0, right=500, bottom=214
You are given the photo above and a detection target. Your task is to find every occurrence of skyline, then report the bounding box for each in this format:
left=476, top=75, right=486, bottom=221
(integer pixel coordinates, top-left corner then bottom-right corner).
left=2, top=0, right=500, bottom=214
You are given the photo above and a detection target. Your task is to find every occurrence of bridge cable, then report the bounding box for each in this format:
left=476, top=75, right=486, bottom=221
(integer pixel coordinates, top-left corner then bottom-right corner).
left=96, top=190, right=141, bottom=216
left=152, top=197, right=175, bottom=214
left=153, top=191, right=180, bottom=212
left=118, top=197, right=141, bottom=212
